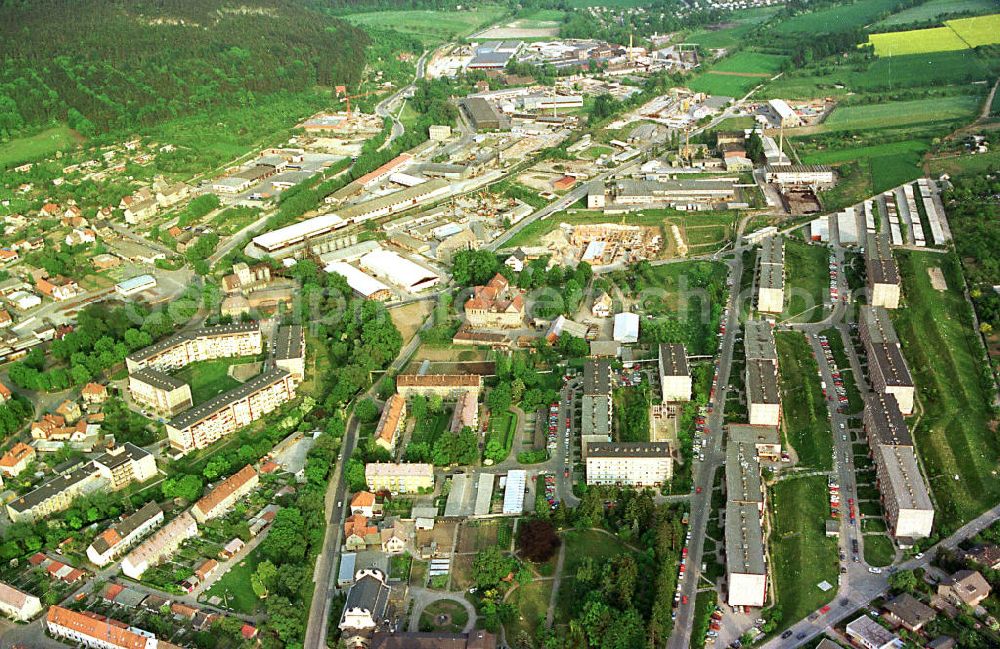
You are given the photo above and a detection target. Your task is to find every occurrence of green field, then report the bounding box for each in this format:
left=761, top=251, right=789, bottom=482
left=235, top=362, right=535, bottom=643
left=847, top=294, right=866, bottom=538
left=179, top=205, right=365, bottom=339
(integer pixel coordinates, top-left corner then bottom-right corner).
left=776, top=332, right=833, bottom=471
left=802, top=139, right=929, bottom=209
left=204, top=545, right=264, bottom=615
left=555, top=529, right=640, bottom=623
left=863, top=534, right=896, bottom=567
left=929, top=149, right=1000, bottom=178
left=688, top=73, right=762, bottom=98
left=565, top=0, right=647, bottom=7
left=514, top=8, right=565, bottom=24
left=782, top=239, right=829, bottom=323
left=766, top=50, right=992, bottom=98
left=0, top=126, right=80, bottom=170
left=775, top=0, right=905, bottom=34
left=947, top=13, right=1000, bottom=47
left=712, top=51, right=788, bottom=75
left=344, top=6, right=506, bottom=44
left=770, top=476, right=839, bottom=630
left=893, top=250, right=1000, bottom=530
left=877, top=0, right=998, bottom=26
left=820, top=95, right=980, bottom=132
left=173, top=358, right=252, bottom=403
left=868, top=26, right=969, bottom=56
left=684, top=8, right=780, bottom=49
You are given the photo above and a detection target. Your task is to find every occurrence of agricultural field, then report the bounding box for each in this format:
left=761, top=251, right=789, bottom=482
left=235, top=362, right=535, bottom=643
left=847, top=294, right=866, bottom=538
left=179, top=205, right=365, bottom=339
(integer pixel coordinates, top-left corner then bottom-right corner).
left=876, top=0, right=998, bottom=27
left=775, top=0, right=906, bottom=34
left=765, top=50, right=992, bottom=98
left=867, top=26, right=968, bottom=56
left=688, top=72, right=762, bottom=98
left=711, top=51, right=788, bottom=76
left=684, top=7, right=780, bottom=49
left=800, top=139, right=929, bottom=209
left=893, top=250, right=1000, bottom=530
left=946, top=13, right=1000, bottom=47
left=776, top=331, right=833, bottom=471
left=769, top=476, right=839, bottom=631
left=928, top=149, right=1000, bottom=179
left=343, top=6, right=506, bottom=44
left=819, top=95, right=980, bottom=132
left=0, top=126, right=81, bottom=170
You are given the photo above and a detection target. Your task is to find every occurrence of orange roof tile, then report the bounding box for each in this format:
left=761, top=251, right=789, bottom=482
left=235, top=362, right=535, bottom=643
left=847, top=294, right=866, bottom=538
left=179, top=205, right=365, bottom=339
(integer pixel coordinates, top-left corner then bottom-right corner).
left=46, top=605, right=150, bottom=649
left=194, top=465, right=257, bottom=518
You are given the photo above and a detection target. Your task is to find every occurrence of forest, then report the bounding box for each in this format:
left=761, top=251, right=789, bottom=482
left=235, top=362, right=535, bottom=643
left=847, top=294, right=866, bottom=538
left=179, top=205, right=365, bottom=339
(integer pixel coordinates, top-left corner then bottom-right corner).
left=0, top=0, right=369, bottom=138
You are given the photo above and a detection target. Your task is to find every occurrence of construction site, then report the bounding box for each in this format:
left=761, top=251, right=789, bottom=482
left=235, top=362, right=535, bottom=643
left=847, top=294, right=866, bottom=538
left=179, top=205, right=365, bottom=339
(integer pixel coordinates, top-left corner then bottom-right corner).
left=296, top=110, right=385, bottom=158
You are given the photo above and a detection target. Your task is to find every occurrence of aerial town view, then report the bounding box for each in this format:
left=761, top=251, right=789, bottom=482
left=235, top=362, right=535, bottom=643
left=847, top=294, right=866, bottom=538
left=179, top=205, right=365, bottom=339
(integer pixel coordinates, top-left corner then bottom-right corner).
left=0, top=0, right=997, bottom=648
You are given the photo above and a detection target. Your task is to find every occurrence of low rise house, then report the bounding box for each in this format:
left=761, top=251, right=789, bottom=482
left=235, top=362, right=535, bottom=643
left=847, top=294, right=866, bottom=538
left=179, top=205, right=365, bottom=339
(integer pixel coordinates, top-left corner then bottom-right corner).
left=192, top=465, right=259, bottom=523
left=962, top=545, right=1000, bottom=570
left=464, top=274, right=525, bottom=329
left=845, top=615, right=901, bottom=649
left=351, top=492, right=378, bottom=518
left=591, top=291, right=612, bottom=318
left=396, top=374, right=482, bottom=400
left=381, top=525, right=407, bottom=555
left=0, top=442, right=35, bottom=477
left=344, top=514, right=379, bottom=551
left=46, top=605, right=174, bottom=649
left=81, top=382, right=108, bottom=405
left=0, top=582, right=42, bottom=621
left=938, top=570, right=991, bottom=608
left=375, top=394, right=406, bottom=453
left=36, top=275, right=80, bottom=302
left=882, top=593, right=936, bottom=632
left=87, top=502, right=164, bottom=567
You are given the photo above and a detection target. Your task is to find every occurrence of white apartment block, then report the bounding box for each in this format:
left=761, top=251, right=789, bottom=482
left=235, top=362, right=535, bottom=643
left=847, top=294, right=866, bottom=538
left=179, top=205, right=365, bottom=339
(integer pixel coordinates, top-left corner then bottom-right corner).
left=746, top=359, right=781, bottom=427
left=0, top=582, right=41, bottom=621
left=365, top=463, right=434, bottom=494
left=166, top=368, right=298, bottom=454
left=125, top=322, right=262, bottom=373
left=756, top=236, right=784, bottom=314
left=585, top=443, right=672, bottom=486
left=658, top=343, right=691, bottom=402
left=128, top=369, right=193, bottom=416
left=874, top=444, right=934, bottom=541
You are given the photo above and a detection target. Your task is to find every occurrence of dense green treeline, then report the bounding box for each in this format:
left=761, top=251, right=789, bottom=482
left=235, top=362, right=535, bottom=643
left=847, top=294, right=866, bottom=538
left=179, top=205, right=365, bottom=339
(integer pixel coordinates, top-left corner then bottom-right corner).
left=0, top=0, right=369, bottom=138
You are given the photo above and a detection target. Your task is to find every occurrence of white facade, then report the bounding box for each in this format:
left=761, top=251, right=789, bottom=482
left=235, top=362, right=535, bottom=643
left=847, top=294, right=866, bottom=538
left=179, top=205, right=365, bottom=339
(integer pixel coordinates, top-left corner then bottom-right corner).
left=0, top=582, right=41, bottom=621
left=613, top=312, right=639, bottom=343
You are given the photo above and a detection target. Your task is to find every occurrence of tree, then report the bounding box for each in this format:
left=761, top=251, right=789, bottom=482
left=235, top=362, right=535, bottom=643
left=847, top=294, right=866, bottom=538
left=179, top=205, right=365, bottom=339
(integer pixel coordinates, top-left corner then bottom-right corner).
left=346, top=458, right=367, bottom=492
left=162, top=474, right=203, bottom=502
left=889, top=569, right=918, bottom=594
left=517, top=519, right=561, bottom=563
left=262, top=508, right=306, bottom=564
left=451, top=249, right=500, bottom=286
left=355, top=398, right=379, bottom=423
left=251, top=560, right=278, bottom=598
left=487, top=384, right=512, bottom=414
left=472, top=546, right=518, bottom=589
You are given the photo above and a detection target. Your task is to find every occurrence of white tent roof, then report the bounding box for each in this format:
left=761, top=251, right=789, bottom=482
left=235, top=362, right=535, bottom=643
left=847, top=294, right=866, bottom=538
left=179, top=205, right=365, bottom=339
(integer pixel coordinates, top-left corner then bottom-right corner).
left=324, top=262, right=391, bottom=298
left=360, top=250, right=440, bottom=292
left=613, top=312, right=639, bottom=342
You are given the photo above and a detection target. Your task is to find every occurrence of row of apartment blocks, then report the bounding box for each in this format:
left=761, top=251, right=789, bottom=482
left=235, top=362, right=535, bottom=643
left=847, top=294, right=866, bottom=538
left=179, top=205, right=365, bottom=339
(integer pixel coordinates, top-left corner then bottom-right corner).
left=863, top=391, right=934, bottom=542
left=725, top=424, right=780, bottom=609
left=6, top=443, right=156, bottom=523
left=123, top=322, right=306, bottom=454
left=745, top=321, right=781, bottom=427
left=755, top=236, right=785, bottom=315
left=581, top=359, right=613, bottom=459
left=122, top=465, right=259, bottom=579
left=865, top=232, right=901, bottom=309
left=859, top=305, right=915, bottom=415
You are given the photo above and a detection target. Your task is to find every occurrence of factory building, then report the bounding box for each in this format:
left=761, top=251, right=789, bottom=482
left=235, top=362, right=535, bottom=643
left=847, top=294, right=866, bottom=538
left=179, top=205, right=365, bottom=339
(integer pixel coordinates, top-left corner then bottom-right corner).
left=764, top=164, right=835, bottom=187
left=658, top=343, right=691, bottom=402
left=324, top=262, right=393, bottom=301
left=585, top=442, right=672, bottom=486
left=756, top=236, right=784, bottom=314
left=865, top=232, right=901, bottom=309
left=767, top=99, right=801, bottom=127
left=360, top=250, right=441, bottom=293
left=461, top=97, right=510, bottom=131
left=250, top=213, right=349, bottom=258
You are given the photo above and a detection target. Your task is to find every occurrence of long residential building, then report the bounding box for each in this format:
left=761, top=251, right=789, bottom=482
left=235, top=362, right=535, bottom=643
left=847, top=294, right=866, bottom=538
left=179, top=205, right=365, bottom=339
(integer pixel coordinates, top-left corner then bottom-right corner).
left=396, top=374, right=482, bottom=400
left=273, top=325, right=306, bottom=379
left=7, top=463, right=105, bottom=524
left=863, top=392, right=934, bottom=541
left=865, top=232, right=901, bottom=309
left=126, top=322, right=263, bottom=373
left=756, top=236, right=784, bottom=314
left=87, top=502, right=164, bottom=567
left=745, top=320, right=780, bottom=426
left=165, top=368, right=298, bottom=454
left=859, top=306, right=914, bottom=415
left=46, top=605, right=182, bottom=649
left=374, top=394, right=406, bottom=453
left=365, top=463, right=434, bottom=494
left=192, top=465, right=259, bottom=523
left=724, top=427, right=769, bottom=608
left=581, top=360, right=613, bottom=456
left=121, top=511, right=199, bottom=579
left=585, top=442, right=672, bottom=486
left=658, top=343, right=691, bottom=402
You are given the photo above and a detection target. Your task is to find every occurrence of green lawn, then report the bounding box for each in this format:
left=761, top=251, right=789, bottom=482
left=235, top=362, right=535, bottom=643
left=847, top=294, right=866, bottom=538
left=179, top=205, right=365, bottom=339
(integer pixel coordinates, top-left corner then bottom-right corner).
left=819, top=95, right=981, bottom=132
left=506, top=580, right=553, bottom=642
left=864, top=534, right=895, bottom=567
left=172, top=358, right=250, bottom=404
left=683, top=7, right=780, bottom=49
left=775, top=0, right=906, bottom=34
left=613, top=386, right=651, bottom=442
left=782, top=239, right=829, bottom=323
left=776, top=331, right=832, bottom=471
left=770, top=475, right=839, bottom=630
left=555, top=530, right=640, bottom=624
left=877, top=0, right=997, bottom=26
left=484, top=410, right=518, bottom=463
left=421, top=599, right=469, bottom=633
left=0, top=126, right=80, bottom=170
left=343, top=6, right=506, bottom=44
left=893, top=250, right=1000, bottom=530
left=203, top=544, right=263, bottom=615
left=802, top=139, right=929, bottom=210
left=688, top=73, right=762, bottom=98
left=929, top=149, right=1000, bottom=179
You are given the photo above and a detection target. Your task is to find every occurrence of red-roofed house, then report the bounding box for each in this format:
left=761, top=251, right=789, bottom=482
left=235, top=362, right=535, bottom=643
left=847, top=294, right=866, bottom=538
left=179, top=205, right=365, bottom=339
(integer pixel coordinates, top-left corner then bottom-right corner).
left=81, top=383, right=108, bottom=404
left=351, top=491, right=377, bottom=518
left=344, top=514, right=378, bottom=551
left=36, top=276, right=80, bottom=302
left=464, top=274, right=525, bottom=329
left=0, top=442, right=35, bottom=477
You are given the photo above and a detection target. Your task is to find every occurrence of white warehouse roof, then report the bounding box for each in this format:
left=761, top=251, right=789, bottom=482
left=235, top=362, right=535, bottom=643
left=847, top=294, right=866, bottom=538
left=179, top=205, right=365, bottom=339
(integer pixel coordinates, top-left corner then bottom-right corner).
left=252, top=213, right=348, bottom=252
left=360, top=250, right=440, bottom=292
left=768, top=98, right=796, bottom=120
left=324, top=261, right=391, bottom=298
left=502, top=469, right=526, bottom=515
left=613, top=312, right=639, bottom=343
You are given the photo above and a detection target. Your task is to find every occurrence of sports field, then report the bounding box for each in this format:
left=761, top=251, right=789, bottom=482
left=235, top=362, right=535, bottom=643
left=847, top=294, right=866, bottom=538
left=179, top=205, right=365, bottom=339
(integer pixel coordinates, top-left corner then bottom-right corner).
left=877, top=0, right=997, bottom=27
left=776, top=331, right=833, bottom=471
left=893, top=250, right=1000, bottom=530
left=776, top=0, right=903, bottom=34
left=344, top=6, right=506, bottom=44
left=820, top=95, right=980, bottom=132
left=0, top=125, right=80, bottom=170
left=769, top=475, right=839, bottom=631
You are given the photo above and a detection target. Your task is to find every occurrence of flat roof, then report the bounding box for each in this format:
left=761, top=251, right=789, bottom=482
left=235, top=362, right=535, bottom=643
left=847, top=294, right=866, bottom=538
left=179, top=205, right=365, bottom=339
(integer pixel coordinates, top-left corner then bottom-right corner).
left=865, top=392, right=911, bottom=446
left=583, top=359, right=611, bottom=396
left=747, top=358, right=780, bottom=405
left=658, top=343, right=689, bottom=378
left=743, top=320, right=777, bottom=361
left=725, top=501, right=766, bottom=575
left=585, top=442, right=671, bottom=458
left=272, top=325, right=304, bottom=362
left=759, top=258, right=784, bottom=291
left=252, top=213, right=348, bottom=252
left=726, top=439, right=763, bottom=504
left=876, top=446, right=933, bottom=511
left=764, top=163, right=833, bottom=174
left=360, top=249, right=441, bottom=292
left=116, top=275, right=156, bottom=292
left=167, top=368, right=289, bottom=431
left=759, top=236, right=784, bottom=266
left=502, top=469, right=526, bottom=515
left=130, top=368, right=187, bottom=392
left=474, top=473, right=494, bottom=516
left=728, top=424, right=780, bottom=448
